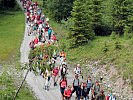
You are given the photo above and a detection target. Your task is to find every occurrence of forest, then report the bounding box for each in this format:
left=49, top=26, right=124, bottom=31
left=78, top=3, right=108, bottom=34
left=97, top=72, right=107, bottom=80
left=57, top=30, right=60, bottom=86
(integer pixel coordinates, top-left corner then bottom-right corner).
left=43, top=0, right=133, bottom=47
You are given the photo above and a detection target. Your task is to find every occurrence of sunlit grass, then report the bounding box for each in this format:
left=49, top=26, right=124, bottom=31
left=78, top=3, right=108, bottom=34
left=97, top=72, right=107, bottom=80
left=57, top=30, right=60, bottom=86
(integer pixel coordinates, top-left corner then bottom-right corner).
left=0, top=11, right=24, bottom=62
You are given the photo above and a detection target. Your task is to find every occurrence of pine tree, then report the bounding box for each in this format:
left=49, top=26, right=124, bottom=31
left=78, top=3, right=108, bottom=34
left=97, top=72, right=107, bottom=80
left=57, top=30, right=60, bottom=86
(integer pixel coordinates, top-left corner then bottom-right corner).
left=112, top=0, right=133, bottom=35
left=125, top=0, right=133, bottom=34
left=69, top=0, right=94, bottom=47
left=91, top=0, right=103, bottom=35
left=45, top=0, right=74, bottom=22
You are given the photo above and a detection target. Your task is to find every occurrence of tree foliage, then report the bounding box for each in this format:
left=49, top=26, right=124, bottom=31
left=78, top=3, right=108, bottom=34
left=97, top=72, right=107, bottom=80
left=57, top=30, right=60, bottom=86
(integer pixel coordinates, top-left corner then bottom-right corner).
left=69, top=0, right=94, bottom=47
left=44, top=0, right=75, bottom=21
left=0, top=0, right=16, bottom=9
left=112, top=0, right=133, bottom=35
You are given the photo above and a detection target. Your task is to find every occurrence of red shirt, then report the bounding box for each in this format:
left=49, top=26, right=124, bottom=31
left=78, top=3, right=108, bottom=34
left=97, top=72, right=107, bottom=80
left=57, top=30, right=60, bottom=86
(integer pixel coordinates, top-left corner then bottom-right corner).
left=32, top=16, right=35, bottom=21
left=34, top=38, right=39, bottom=44
left=51, top=35, right=57, bottom=41
left=60, top=80, right=67, bottom=88
left=64, top=89, right=72, bottom=97
left=37, top=15, right=40, bottom=20
left=53, top=68, right=59, bottom=76
left=27, top=12, right=30, bottom=16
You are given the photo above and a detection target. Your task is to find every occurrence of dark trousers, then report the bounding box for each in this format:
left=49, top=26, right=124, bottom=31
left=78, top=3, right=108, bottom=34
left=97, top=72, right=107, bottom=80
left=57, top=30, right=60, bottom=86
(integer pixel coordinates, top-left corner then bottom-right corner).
left=72, top=86, right=78, bottom=97
left=48, top=34, right=51, bottom=40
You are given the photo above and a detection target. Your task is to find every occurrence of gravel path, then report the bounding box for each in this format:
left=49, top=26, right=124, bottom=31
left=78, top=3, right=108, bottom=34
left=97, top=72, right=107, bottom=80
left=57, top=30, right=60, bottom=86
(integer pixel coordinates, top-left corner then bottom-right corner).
left=20, top=5, right=76, bottom=100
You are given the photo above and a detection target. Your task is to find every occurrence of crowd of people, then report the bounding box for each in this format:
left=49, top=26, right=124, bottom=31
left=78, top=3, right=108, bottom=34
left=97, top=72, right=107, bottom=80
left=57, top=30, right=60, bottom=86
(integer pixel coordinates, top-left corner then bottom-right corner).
left=21, top=0, right=117, bottom=100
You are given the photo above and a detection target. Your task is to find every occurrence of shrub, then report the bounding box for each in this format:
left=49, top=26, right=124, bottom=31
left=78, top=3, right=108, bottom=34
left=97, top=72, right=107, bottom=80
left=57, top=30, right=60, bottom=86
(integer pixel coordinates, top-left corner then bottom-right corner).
left=102, top=41, right=109, bottom=53
left=115, top=41, right=122, bottom=50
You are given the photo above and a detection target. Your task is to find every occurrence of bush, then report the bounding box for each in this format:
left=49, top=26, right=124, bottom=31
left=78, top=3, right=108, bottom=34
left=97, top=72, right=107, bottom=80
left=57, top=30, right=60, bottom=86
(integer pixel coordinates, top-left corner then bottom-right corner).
left=110, top=31, right=117, bottom=39
left=115, top=41, right=122, bottom=50
left=102, top=41, right=109, bottom=53
left=124, top=26, right=133, bottom=39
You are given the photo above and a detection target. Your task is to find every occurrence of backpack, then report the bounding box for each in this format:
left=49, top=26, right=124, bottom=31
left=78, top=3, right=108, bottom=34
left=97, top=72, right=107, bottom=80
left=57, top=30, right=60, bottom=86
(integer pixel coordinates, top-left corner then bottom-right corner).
left=61, top=67, right=66, bottom=75
left=109, top=95, right=116, bottom=100
left=75, top=67, right=81, bottom=74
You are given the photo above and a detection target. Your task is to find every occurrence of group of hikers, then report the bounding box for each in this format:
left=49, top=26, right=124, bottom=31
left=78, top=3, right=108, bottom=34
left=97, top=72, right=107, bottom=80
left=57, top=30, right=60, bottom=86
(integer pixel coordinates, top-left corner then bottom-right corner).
left=21, top=0, right=117, bottom=100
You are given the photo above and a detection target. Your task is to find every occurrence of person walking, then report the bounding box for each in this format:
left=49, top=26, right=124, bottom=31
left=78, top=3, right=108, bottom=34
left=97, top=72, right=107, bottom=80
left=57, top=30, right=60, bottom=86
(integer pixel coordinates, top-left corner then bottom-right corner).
left=64, top=85, right=72, bottom=100
left=43, top=68, right=51, bottom=91
left=94, top=81, right=100, bottom=98
left=96, top=90, right=106, bottom=100
left=74, top=64, right=81, bottom=76
left=77, top=82, right=85, bottom=100
left=60, top=64, right=67, bottom=78
left=72, top=74, right=80, bottom=99
left=48, top=28, right=52, bottom=40
left=86, top=76, right=92, bottom=95
left=52, top=66, right=59, bottom=86
left=60, top=76, right=67, bottom=100
left=89, top=88, right=95, bottom=100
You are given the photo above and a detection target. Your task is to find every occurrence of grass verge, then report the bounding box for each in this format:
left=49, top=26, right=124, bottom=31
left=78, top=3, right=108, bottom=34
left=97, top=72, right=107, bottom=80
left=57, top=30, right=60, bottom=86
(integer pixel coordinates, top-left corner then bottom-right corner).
left=0, top=70, right=35, bottom=100
left=0, top=11, right=24, bottom=62
left=0, top=10, right=35, bottom=99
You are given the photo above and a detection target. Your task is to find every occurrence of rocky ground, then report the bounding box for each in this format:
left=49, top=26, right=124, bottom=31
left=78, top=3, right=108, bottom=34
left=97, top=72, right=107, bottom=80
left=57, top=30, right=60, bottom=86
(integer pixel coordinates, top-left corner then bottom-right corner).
left=81, top=60, right=133, bottom=100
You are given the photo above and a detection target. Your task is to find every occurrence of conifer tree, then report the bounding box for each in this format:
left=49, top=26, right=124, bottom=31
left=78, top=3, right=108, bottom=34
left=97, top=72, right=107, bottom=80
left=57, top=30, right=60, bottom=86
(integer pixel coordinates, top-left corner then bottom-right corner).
left=112, top=0, right=133, bottom=35
left=45, top=0, right=74, bottom=22
left=69, top=0, right=94, bottom=47
left=91, top=0, right=103, bottom=35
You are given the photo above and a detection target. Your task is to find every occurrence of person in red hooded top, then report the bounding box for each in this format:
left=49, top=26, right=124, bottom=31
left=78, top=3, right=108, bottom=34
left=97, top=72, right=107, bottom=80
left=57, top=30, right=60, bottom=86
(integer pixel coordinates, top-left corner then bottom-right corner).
left=34, top=37, right=39, bottom=44
left=64, top=85, right=72, bottom=100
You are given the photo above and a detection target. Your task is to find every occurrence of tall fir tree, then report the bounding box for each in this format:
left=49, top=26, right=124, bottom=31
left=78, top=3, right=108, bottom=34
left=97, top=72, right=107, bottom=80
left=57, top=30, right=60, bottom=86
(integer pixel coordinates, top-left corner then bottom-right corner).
left=45, top=0, right=74, bottom=22
left=91, top=0, right=103, bottom=35
left=112, top=0, right=133, bottom=35
left=69, top=0, right=94, bottom=47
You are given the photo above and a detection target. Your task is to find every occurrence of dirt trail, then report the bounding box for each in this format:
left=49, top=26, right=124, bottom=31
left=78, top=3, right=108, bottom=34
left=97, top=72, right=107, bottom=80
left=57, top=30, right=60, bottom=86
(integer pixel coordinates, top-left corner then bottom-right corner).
left=19, top=3, right=76, bottom=100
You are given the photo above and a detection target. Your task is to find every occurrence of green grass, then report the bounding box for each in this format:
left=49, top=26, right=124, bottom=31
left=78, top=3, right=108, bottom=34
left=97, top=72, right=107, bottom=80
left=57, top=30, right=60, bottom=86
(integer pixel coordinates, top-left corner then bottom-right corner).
left=0, top=10, right=35, bottom=99
left=0, top=11, right=24, bottom=62
left=0, top=71, right=35, bottom=100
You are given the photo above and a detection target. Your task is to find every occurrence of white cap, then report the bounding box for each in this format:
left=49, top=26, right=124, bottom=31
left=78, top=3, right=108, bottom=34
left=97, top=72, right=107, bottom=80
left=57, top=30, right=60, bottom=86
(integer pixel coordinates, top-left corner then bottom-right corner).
left=77, top=64, right=80, bottom=67
left=113, top=93, right=116, bottom=95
